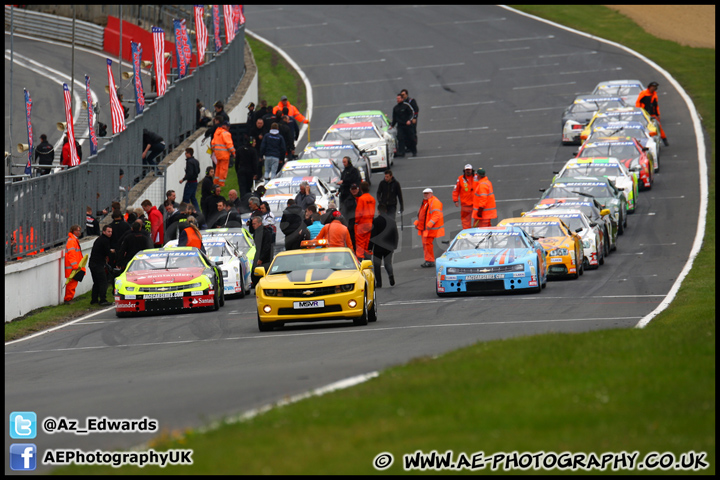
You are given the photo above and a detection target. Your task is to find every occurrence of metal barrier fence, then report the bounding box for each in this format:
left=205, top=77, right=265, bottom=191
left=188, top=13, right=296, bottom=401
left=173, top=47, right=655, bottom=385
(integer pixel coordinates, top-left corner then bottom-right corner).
left=5, top=25, right=246, bottom=262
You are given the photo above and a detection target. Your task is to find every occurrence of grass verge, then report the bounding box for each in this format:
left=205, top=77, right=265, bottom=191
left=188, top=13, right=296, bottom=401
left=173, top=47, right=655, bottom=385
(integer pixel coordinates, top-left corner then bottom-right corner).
left=32, top=6, right=720, bottom=474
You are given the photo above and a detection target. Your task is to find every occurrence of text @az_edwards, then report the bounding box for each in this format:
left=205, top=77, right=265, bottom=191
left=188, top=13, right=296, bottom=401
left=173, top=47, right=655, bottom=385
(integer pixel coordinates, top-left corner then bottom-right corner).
left=42, top=416, right=158, bottom=435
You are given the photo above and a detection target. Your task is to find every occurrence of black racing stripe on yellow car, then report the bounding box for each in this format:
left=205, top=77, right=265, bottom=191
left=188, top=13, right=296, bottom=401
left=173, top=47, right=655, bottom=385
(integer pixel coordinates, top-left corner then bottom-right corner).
left=286, top=270, right=308, bottom=283
left=310, top=269, right=335, bottom=282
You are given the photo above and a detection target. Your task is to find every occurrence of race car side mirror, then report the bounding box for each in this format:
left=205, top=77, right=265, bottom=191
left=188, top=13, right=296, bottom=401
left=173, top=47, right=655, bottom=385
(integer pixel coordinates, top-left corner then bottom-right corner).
left=254, top=267, right=266, bottom=278
left=360, top=260, right=373, bottom=271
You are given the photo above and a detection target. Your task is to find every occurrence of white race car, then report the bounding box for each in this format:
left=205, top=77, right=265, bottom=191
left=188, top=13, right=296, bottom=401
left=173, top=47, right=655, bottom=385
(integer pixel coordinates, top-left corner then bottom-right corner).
left=278, top=158, right=343, bottom=188
left=591, top=79, right=644, bottom=105
left=554, top=157, right=639, bottom=213
left=263, top=176, right=339, bottom=210
left=525, top=208, right=605, bottom=270
left=321, top=122, right=393, bottom=171
left=586, top=121, right=661, bottom=172
left=165, top=237, right=251, bottom=298
left=300, top=140, right=373, bottom=184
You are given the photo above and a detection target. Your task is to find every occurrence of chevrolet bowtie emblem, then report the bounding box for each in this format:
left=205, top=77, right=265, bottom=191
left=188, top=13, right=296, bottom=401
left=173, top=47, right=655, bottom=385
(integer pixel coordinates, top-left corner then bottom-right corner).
left=480, top=268, right=490, bottom=273
left=303, top=290, right=314, bottom=296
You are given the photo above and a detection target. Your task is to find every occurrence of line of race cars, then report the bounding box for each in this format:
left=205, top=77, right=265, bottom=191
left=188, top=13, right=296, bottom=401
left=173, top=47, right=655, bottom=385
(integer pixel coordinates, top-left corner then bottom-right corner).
left=435, top=78, right=662, bottom=296
left=114, top=108, right=399, bottom=325
left=114, top=78, right=662, bottom=327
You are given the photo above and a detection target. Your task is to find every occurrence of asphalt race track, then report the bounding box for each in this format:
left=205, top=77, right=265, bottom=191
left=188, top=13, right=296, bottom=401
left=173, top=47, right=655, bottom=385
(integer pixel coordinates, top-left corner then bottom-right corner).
left=4, top=6, right=703, bottom=473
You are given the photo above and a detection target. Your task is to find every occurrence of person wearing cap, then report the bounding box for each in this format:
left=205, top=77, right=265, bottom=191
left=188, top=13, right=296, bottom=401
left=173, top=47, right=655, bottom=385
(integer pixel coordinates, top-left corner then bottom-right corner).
left=453, top=164, right=478, bottom=230
left=316, top=209, right=353, bottom=249
left=414, top=188, right=445, bottom=268
left=272, top=95, right=309, bottom=125
left=259, top=122, right=286, bottom=181
left=246, top=102, right=256, bottom=125
left=636, top=81, right=668, bottom=146
left=211, top=120, right=236, bottom=187
left=472, top=168, right=497, bottom=228
left=354, top=181, right=376, bottom=259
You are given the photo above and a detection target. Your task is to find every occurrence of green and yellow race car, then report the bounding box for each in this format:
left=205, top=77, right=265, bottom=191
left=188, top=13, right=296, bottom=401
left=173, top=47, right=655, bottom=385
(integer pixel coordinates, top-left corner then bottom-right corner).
left=254, top=242, right=376, bottom=331
left=114, top=247, right=224, bottom=317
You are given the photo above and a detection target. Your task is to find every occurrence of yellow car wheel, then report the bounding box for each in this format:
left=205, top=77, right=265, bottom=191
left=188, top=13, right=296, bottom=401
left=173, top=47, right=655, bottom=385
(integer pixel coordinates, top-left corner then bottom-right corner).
left=258, top=313, right=274, bottom=332
left=368, top=289, right=378, bottom=323
left=353, top=293, right=369, bottom=326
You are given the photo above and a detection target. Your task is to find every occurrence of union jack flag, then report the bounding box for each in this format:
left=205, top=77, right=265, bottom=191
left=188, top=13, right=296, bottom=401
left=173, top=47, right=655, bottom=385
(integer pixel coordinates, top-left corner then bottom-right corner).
left=223, top=5, right=235, bottom=44
left=106, top=59, right=126, bottom=134
left=63, top=83, right=80, bottom=166
left=194, top=5, right=208, bottom=65
left=152, top=26, right=167, bottom=97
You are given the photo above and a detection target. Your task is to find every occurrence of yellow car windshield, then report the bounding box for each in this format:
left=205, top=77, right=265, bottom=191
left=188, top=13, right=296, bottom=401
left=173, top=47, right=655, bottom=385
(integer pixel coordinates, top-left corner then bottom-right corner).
left=269, top=252, right=357, bottom=273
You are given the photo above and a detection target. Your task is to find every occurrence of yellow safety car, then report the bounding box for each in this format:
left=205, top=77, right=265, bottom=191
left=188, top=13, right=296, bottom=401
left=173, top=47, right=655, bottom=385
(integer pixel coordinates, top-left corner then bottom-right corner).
left=254, top=241, right=376, bottom=331
left=498, top=217, right=584, bottom=279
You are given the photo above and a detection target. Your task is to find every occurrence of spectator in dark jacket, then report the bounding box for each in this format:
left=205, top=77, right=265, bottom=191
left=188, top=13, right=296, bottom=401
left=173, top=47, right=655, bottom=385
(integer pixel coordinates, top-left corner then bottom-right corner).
left=89, top=224, right=114, bottom=305
left=179, top=148, right=201, bottom=211
left=375, top=169, right=404, bottom=219
left=280, top=199, right=309, bottom=251
left=235, top=137, right=260, bottom=197
left=117, top=220, right=152, bottom=270
left=109, top=210, right=131, bottom=264
left=250, top=216, right=274, bottom=288
left=200, top=166, right=216, bottom=216
left=34, top=134, right=54, bottom=176
left=369, top=204, right=399, bottom=288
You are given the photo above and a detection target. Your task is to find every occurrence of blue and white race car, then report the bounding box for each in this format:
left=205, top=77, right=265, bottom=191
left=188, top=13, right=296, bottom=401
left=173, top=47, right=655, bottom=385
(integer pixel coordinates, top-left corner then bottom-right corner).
left=435, top=226, right=548, bottom=296
left=166, top=237, right=251, bottom=298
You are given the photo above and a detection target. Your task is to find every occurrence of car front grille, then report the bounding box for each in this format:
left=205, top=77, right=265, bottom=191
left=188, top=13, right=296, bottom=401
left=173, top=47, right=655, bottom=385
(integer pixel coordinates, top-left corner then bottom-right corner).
left=277, top=305, right=343, bottom=316
left=278, top=286, right=339, bottom=298
left=466, top=280, right=506, bottom=292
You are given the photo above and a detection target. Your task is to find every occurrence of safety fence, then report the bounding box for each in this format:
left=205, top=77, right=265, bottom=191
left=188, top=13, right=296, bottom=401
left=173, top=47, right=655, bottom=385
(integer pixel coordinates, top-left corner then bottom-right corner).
left=5, top=23, right=247, bottom=262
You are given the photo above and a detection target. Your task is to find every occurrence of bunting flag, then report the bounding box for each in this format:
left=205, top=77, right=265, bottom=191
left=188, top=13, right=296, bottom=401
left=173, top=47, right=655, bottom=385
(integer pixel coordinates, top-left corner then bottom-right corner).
left=194, top=5, right=208, bottom=65
left=212, top=6, right=221, bottom=52
left=84, top=75, right=98, bottom=156
left=152, top=27, right=167, bottom=97
left=63, top=83, right=80, bottom=166
left=106, top=59, right=126, bottom=134
left=131, top=42, right=146, bottom=115
left=223, top=5, right=235, bottom=44
left=174, top=19, right=188, bottom=79
left=23, top=89, right=33, bottom=175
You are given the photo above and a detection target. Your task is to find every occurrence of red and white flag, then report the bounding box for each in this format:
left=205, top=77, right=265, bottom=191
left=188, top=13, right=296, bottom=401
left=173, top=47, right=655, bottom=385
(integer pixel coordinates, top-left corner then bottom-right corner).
left=194, top=5, right=207, bottom=66
left=106, top=59, right=126, bottom=134
left=223, top=5, right=235, bottom=44
left=63, top=83, right=80, bottom=166
left=152, top=26, right=167, bottom=97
